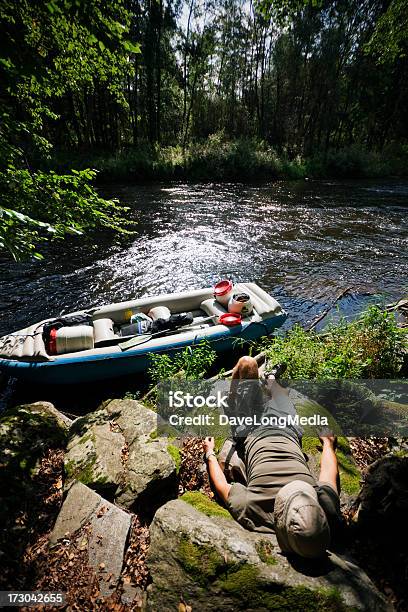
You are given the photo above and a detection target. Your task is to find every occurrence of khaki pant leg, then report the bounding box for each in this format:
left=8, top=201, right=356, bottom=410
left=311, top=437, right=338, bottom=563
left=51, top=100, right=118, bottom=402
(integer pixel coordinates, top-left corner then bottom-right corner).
left=218, top=439, right=247, bottom=485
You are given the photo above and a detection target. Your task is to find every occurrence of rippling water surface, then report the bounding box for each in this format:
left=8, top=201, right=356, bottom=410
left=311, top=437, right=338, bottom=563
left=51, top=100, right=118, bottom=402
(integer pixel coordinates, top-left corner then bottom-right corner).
left=0, top=178, right=407, bottom=410
left=1, top=179, right=407, bottom=340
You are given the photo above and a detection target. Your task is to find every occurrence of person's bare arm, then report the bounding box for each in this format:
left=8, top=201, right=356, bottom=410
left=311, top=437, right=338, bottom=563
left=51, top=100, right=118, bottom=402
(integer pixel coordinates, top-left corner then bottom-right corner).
left=203, top=437, right=231, bottom=503
left=318, top=434, right=339, bottom=493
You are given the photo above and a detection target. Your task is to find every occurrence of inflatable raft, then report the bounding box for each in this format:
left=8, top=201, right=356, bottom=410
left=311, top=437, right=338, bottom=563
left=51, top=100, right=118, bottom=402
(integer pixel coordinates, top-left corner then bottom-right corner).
left=0, top=282, right=286, bottom=384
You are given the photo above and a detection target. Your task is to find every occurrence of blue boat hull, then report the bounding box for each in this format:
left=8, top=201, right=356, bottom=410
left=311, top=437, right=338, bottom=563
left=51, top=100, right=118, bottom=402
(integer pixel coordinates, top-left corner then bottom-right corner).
left=0, top=314, right=286, bottom=385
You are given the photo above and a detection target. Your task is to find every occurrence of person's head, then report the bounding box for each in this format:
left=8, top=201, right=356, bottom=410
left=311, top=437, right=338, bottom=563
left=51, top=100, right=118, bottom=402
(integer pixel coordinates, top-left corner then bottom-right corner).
left=274, top=480, right=330, bottom=559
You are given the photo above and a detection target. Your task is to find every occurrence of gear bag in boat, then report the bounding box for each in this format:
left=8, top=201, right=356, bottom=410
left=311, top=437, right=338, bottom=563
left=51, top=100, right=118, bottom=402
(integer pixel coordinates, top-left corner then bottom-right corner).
left=120, top=312, right=194, bottom=337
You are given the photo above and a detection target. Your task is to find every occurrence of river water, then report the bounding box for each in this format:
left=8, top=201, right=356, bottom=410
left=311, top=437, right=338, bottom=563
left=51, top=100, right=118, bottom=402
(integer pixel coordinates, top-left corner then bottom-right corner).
left=1, top=179, right=407, bottom=336
left=0, top=179, right=407, bottom=409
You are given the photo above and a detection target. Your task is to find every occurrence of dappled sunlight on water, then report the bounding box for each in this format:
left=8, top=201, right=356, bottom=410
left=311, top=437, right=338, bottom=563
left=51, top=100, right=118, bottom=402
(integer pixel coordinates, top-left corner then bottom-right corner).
left=0, top=179, right=407, bottom=336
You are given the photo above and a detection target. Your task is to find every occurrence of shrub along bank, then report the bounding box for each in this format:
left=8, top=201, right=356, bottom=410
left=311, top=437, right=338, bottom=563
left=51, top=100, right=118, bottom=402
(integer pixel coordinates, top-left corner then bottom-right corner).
left=51, top=137, right=408, bottom=183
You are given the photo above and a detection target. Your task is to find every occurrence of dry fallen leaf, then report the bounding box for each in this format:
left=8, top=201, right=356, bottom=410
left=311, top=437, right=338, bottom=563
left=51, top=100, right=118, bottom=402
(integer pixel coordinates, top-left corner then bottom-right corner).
left=79, top=538, right=88, bottom=550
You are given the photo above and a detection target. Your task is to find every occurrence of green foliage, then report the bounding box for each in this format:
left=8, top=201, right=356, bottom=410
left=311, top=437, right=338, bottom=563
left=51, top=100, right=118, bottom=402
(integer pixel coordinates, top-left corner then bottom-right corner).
left=2, top=0, right=407, bottom=212
left=0, top=167, right=132, bottom=260
left=185, top=134, right=283, bottom=180
left=0, top=0, right=139, bottom=260
left=261, top=306, right=405, bottom=380
left=148, top=341, right=217, bottom=384
left=366, top=0, right=408, bottom=64
left=258, top=0, right=323, bottom=26
left=305, top=145, right=408, bottom=179
left=57, top=141, right=408, bottom=183
left=2, top=0, right=407, bottom=260
left=122, top=390, right=141, bottom=401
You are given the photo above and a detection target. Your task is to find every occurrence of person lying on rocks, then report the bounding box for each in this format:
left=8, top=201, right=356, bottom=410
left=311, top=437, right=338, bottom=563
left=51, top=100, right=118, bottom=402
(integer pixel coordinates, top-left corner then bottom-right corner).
left=203, top=356, right=343, bottom=559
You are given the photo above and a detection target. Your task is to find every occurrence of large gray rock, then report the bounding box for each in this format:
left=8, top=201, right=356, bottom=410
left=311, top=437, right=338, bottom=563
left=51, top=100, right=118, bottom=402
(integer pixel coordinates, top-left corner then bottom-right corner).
left=64, top=399, right=177, bottom=509
left=147, top=496, right=391, bottom=612
left=0, top=402, right=68, bottom=584
left=50, top=481, right=131, bottom=597
left=27, top=400, right=73, bottom=429
left=0, top=401, right=68, bottom=487
left=357, top=454, right=408, bottom=527
left=65, top=407, right=124, bottom=493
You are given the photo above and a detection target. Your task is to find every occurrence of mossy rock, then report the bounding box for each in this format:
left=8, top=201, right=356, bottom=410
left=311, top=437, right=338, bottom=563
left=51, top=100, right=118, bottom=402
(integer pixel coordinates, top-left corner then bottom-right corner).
left=0, top=402, right=68, bottom=564
left=64, top=419, right=123, bottom=495
left=147, top=499, right=389, bottom=611
left=65, top=399, right=177, bottom=509
left=181, top=491, right=232, bottom=519
left=177, top=536, right=344, bottom=610
left=0, top=402, right=67, bottom=488
left=217, top=565, right=345, bottom=611
left=177, top=536, right=228, bottom=585
left=255, top=540, right=277, bottom=566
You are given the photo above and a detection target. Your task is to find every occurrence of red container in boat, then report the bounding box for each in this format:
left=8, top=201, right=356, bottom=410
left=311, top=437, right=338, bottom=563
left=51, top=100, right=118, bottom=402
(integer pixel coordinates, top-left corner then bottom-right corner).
left=214, top=279, right=234, bottom=307
left=47, top=326, right=94, bottom=355
left=48, top=328, right=58, bottom=355
left=218, top=312, right=242, bottom=326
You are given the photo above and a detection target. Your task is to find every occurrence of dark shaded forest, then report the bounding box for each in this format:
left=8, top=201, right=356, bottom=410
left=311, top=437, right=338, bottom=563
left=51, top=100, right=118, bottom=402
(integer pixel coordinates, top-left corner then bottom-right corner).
left=49, top=0, right=408, bottom=155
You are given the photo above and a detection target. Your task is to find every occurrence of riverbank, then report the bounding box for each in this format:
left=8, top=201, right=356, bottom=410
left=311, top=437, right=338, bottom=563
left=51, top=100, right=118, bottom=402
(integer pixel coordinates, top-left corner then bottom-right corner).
left=50, top=137, right=408, bottom=183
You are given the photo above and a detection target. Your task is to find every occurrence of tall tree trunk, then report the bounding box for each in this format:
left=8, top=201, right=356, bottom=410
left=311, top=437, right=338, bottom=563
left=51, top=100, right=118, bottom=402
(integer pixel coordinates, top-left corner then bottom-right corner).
left=156, top=0, right=163, bottom=143
left=182, top=0, right=195, bottom=148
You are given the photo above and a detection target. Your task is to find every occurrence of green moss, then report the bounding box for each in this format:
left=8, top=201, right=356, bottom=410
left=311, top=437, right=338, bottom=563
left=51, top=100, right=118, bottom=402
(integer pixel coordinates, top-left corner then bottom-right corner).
left=64, top=459, right=76, bottom=480
left=392, top=449, right=408, bottom=458
left=64, top=455, right=98, bottom=485
left=142, top=398, right=157, bottom=413
left=0, top=408, right=67, bottom=507
left=301, top=420, right=361, bottom=496
left=76, top=461, right=98, bottom=485
left=301, top=436, right=321, bottom=454
left=177, top=537, right=227, bottom=585
left=336, top=438, right=361, bottom=495
left=256, top=540, right=277, bottom=565
left=217, top=565, right=346, bottom=611
left=149, top=430, right=158, bottom=440
left=1, top=408, right=67, bottom=447
left=181, top=491, right=232, bottom=519
left=167, top=444, right=181, bottom=473
left=176, top=533, right=346, bottom=610
left=94, top=474, right=109, bottom=484
left=215, top=435, right=227, bottom=454
left=78, top=433, right=92, bottom=445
